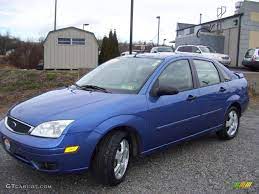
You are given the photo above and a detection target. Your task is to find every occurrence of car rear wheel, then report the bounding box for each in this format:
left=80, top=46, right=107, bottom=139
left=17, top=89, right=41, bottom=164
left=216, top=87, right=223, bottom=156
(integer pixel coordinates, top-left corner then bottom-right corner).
left=92, top=131, right=130, bottom=186
left=217, top=107, right=240, bottom=140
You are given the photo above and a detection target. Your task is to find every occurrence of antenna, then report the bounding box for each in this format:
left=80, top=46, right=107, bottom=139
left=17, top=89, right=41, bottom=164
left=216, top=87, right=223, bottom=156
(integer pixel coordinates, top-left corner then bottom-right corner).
left=217, top=6, right=226, bottom=19
left=216, top=6, right=226, bottom=33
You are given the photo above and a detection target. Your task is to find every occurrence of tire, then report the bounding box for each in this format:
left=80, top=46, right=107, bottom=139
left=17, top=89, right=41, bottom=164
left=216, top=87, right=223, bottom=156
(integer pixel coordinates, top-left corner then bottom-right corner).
left=217, top=107, right=240, bottom=140
left=92, top=131, right=130, bottom=186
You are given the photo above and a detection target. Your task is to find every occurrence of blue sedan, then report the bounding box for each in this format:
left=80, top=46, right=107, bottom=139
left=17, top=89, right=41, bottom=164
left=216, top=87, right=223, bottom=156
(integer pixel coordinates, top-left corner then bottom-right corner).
left=0, top=53, right=249, bottom=186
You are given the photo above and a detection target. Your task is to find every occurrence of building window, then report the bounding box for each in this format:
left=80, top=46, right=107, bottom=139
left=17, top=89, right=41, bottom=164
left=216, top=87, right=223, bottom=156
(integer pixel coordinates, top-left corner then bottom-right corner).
left=72, top=38, right=85, bottom=45
left=58, top=38, right=71, bottom=45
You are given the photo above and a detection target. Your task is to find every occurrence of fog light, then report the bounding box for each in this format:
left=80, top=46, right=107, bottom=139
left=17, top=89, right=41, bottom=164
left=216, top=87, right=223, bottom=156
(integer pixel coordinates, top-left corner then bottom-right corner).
left=64, top=146, right=79, bottom=153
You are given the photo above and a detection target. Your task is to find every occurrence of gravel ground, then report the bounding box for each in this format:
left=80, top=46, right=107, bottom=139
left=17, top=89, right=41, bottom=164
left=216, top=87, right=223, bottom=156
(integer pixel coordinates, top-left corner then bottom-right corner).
left=0, top=104, right=258, bottom=194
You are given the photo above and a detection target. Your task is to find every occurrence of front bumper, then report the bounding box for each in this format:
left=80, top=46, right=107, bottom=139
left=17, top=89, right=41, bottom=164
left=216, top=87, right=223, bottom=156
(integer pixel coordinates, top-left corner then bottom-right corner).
left=0, top=119, right=100, bottom=173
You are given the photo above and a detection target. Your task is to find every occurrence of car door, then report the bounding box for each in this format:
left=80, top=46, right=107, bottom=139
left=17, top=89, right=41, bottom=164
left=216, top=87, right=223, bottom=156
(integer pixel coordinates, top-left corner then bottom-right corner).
left=147, top=59, right=203, bottom=147
left=192, top=59, right=229, bottom=131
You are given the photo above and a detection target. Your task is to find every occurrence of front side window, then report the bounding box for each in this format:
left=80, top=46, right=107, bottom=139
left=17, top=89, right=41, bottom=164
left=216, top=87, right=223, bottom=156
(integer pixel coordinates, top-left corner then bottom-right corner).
left=192, top=46, right=200, bottom=53
left=199, top=46, right=216, bottom=53
left=193, top=60, right=220, bottom=87
left=76, top=57, right=162, bottom=94
left=158, top=60, right=193, bottom=92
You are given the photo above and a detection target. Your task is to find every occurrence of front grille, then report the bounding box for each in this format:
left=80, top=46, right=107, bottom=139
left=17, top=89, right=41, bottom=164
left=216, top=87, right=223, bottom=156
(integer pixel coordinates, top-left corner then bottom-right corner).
left=5, top=116, right=33, bottom=134
left=222, top=56, right=229, bottom=60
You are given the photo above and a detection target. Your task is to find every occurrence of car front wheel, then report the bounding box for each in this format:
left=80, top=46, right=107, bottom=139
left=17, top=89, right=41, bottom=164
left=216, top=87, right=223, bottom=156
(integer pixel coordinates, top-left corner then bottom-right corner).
left=92, top=131, right=130, bottom=186
left=217, top=107, right=240, bottom=140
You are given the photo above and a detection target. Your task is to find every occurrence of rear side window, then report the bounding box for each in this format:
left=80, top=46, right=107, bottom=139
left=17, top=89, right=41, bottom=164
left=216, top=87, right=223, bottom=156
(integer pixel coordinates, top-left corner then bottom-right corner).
left=177, top=47, right=184, bottom=52
left=177, top=46, right=192, bottom=53
left=158, top=60, right=193, bottom=92
left=193, top=60, right=220, bottom=87
left=245, top=49, right=255, bottom=58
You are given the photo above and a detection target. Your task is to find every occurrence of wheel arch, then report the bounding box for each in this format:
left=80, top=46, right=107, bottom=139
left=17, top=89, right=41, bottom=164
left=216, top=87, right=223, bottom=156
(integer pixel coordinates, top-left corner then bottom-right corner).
left=89, top=115, right=147, bottom=168
left=89, top=125, right=142, bottom=169
left=226, top=101, right=242, bottom=116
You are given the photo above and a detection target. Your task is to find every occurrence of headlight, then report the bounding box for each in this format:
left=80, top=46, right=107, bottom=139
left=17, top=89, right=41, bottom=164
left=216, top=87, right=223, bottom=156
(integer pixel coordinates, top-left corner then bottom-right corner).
left=30, top=120, right=74, bottom=138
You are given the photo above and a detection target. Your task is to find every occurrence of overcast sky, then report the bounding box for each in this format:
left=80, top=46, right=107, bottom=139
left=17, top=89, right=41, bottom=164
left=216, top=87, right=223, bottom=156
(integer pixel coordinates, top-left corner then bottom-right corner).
left=0, top=0, right=258, bottom=44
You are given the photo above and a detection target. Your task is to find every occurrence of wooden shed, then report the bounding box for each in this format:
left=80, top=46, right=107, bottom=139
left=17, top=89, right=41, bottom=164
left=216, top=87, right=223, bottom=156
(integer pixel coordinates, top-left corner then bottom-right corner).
left=43, top=27, right=98, bottom=69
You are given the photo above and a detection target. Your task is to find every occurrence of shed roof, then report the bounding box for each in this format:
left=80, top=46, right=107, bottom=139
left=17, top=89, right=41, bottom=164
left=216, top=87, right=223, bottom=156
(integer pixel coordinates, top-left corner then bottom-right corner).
left=43, top=26, right=98, bottom=46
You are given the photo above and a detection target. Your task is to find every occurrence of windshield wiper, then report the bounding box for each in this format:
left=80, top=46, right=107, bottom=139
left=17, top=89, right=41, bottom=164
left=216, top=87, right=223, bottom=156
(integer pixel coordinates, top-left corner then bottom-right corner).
left=74, top=84, right=111, bottom=93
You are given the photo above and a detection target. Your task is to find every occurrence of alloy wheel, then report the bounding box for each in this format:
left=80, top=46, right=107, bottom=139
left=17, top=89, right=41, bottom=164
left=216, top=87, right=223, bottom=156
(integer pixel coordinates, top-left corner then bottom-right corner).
left=114, top=139, right=129, bottom=180
left=226, top=110, right=239, bottom=136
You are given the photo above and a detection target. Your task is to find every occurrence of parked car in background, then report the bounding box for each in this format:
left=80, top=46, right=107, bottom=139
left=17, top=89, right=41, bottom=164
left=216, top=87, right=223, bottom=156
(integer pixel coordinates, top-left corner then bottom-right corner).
left=150, top=46, right=174, bottom=53
left=175, top=45, right=231, bottom=66
left=242, top=48, right=259, bottom=70
left=0, top=53, right=249, bottom=186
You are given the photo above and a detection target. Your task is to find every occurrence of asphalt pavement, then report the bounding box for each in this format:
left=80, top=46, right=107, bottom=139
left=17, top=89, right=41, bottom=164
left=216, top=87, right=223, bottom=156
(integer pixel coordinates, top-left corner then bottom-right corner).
left=0, top=105, right=258, bottom=194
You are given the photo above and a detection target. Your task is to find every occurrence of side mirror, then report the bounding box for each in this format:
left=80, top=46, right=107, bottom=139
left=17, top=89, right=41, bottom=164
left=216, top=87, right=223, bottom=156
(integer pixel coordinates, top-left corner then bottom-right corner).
left=151, top=81, right=179, bottom=97
left=196, top=50, right=201, bottom=54
left=153, top=50, right=158, bottom=53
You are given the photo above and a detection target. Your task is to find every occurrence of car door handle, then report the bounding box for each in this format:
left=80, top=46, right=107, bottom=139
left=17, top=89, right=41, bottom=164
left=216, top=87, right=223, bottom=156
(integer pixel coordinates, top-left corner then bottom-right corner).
left=186, top=95, right=197, bottom=101
left=219, top=87, right=226, bottom=92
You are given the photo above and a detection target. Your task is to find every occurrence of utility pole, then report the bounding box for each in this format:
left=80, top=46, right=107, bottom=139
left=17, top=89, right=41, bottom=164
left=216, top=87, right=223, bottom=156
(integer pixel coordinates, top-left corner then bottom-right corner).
left=156, top=16, right=160, bottom=46
left=129, top=0, right=134, bottom=54
left=83, top=24, right=89, bottom=30
left=200, top=13, right=202, bottom=24
left=54, top=0, right=57, bottom=31
left=163, top=39, right=167, bottom=46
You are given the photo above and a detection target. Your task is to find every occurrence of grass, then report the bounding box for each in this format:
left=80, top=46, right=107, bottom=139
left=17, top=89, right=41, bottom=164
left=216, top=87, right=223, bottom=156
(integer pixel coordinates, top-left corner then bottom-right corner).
left=0, top=69, right=88, bottom=114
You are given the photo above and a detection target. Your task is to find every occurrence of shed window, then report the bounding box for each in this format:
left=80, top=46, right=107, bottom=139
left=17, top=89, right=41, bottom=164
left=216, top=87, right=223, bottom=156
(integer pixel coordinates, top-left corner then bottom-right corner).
left=72, top=38, right=85, bottom=45
left=58, top=38, right=71, bottom=45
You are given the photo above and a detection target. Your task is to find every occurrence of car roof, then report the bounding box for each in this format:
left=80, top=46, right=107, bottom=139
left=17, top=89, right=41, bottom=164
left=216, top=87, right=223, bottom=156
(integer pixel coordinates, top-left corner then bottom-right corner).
left=123, top=52, right=209, bottom=60
left=154, top=46, right=172, bottom=48
left=177, top=45, right=208, bottom=47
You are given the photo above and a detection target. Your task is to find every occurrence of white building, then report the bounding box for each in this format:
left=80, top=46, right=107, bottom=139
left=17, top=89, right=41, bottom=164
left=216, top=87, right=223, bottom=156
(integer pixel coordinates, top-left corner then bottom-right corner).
left=43, top=27, right=98, bottom=69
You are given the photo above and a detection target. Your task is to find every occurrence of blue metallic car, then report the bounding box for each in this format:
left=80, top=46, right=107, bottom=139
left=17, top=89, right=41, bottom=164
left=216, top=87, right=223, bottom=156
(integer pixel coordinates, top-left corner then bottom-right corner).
left=0, top=53, right=249, bottom=186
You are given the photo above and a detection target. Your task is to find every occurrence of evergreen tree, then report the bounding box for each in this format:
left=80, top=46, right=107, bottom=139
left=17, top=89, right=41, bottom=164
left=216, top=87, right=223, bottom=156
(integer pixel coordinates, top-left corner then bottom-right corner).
left=113, top=30, right=120, bottom=58
left=107, top=30, right=114, bottom=59
left=99, top=36, right=108, bottom=64
left=98, top=30, right=120, bottom=64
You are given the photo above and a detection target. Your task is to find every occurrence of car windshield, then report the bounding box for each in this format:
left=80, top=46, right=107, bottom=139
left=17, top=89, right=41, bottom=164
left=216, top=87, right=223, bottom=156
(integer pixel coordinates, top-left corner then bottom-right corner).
left=76, top=57, right=162, bottom=94
left=157, top=47, right=173, bottom=52
left=245, top=49, right=255, bottom=58
left=199, top=46, right=216, bottom=53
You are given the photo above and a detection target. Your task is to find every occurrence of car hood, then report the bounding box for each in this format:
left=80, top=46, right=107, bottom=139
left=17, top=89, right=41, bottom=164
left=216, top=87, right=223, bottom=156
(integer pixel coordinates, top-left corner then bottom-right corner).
left=9, top=88, right=116, bottom=126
